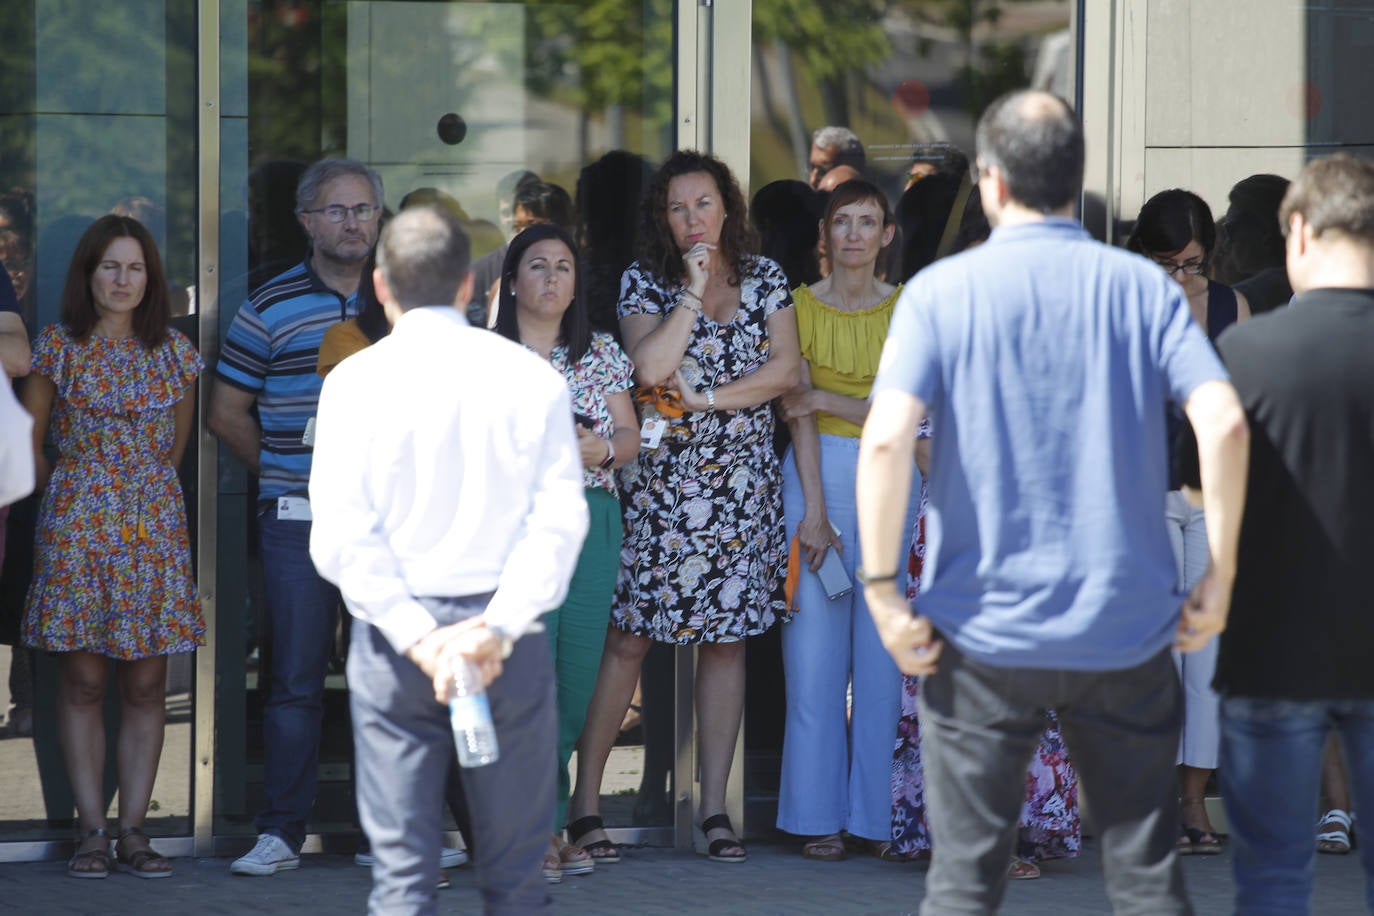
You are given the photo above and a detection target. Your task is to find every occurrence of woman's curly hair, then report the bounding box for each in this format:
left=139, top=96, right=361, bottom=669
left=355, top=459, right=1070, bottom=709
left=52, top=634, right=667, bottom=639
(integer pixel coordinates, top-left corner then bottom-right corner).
left=637, top=149, right=758, bottom=287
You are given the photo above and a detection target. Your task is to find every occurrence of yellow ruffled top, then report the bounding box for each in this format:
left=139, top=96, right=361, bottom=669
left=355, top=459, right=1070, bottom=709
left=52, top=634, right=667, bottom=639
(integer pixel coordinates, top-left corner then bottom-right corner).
left=793, top=283, right=902, bottom=438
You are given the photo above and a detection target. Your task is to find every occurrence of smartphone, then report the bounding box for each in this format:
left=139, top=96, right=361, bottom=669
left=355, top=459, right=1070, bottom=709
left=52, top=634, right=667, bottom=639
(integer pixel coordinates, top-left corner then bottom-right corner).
left=815, top=521, right=853, bottom=600
left=574, top=413, right=596, bottom=431
left=815, top=548, right=853, bottom=600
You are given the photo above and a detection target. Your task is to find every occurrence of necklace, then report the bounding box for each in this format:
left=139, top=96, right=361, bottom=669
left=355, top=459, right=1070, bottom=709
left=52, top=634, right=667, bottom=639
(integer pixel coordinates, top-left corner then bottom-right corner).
left=829, top=283, right=881, bottom=313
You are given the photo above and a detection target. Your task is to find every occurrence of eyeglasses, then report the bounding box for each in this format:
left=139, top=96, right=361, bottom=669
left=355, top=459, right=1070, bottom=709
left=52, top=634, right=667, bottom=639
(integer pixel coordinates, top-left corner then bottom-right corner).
left=1150, top=256, right=1206, bottom=277
left=301, top=204, right=378, bottom=224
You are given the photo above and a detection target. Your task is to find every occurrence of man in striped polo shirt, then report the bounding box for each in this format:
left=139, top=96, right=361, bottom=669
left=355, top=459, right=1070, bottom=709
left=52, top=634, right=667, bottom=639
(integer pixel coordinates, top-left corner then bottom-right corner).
left=210, top=157, right=382, bottom=876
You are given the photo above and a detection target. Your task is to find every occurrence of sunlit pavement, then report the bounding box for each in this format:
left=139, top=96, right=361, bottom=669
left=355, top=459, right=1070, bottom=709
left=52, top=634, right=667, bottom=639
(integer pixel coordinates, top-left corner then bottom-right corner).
left=1, top=834, right=1369, bottom=915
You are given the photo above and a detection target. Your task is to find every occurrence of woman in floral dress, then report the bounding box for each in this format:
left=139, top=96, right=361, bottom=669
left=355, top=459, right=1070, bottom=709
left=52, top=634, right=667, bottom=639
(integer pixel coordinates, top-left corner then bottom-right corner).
left=890, top=438, right=1081, bottom=877
left=494, top=222, right=639, bottom=882
left=566, top=150, right=800, bottom=865
left=22, top=215, right=202, bottom=880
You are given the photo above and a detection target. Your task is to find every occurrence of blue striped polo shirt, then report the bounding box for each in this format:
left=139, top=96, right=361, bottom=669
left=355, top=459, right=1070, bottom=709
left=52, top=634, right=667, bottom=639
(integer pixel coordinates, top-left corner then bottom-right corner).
left=216, top=260, right=357, bottom=502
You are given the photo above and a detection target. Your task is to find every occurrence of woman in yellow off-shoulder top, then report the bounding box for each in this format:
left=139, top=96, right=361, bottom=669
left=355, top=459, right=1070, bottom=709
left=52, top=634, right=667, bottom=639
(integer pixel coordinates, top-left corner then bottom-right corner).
left=774, top=179, right=925, bottom=861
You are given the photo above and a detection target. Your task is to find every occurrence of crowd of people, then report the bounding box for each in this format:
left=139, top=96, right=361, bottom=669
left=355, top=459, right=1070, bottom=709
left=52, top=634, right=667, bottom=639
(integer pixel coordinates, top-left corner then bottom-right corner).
left=0, top=86, right=1370, bottom=916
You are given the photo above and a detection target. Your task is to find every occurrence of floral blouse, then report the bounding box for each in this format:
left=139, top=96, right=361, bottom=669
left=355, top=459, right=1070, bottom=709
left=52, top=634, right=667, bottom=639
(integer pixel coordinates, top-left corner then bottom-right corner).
left=546, top=330, right=634, bottom=492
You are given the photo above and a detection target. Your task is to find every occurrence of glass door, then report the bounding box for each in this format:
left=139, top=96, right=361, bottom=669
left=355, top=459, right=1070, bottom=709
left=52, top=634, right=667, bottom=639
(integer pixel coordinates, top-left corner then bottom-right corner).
left=211, top=0, right=678, bottom=849
left=0, top=0, right=199, bottom=858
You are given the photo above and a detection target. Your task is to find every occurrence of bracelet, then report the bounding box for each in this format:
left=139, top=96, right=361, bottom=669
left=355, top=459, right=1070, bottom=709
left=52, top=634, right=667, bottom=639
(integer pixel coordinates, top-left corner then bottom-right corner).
left=598, top=437, right=616, bottom=470
left=706, top=388, right=716, bottom=412
left=856, top=567, right=899, bottom=585
left=680, top=289, right=702, bottom=313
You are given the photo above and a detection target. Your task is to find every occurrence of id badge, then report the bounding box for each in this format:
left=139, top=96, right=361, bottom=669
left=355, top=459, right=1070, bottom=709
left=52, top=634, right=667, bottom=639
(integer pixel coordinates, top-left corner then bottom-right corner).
left=277, top=496, right=313, bottom=521
left=640, top=416, right=667, bottom=450
left=302, top=416, right=317, bottom=447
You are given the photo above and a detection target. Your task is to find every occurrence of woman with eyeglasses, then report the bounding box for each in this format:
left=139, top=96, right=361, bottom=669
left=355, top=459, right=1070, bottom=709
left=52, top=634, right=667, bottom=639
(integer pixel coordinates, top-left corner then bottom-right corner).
left=1127, top=188, right=1248, bottom=856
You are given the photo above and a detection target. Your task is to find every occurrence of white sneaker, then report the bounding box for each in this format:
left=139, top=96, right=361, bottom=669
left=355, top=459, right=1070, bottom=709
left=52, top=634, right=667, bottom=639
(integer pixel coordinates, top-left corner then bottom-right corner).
left=231, top=834, right=300, bottom=876
left=439, top=847, right=469, bottom=869
left=354, top=847, right=469, bottom=869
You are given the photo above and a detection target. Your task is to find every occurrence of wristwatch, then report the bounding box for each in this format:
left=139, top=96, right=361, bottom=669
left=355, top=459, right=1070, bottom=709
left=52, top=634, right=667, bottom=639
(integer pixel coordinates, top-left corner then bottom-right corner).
left=856, top=568, right=899, bottom=586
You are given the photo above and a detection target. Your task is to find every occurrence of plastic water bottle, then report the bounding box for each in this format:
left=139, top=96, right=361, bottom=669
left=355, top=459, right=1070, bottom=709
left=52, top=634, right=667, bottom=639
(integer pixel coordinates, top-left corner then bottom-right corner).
left=448, top=657, right=499, bottom=767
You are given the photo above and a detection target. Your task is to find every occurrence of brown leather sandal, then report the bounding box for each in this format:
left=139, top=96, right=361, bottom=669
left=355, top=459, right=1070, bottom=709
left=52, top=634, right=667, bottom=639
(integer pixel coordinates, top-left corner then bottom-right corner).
left=116, top=826, right=173, bottom=879
left=800, top=833, right=846, bottom=861
left=67, top=828, right=111, bottom=880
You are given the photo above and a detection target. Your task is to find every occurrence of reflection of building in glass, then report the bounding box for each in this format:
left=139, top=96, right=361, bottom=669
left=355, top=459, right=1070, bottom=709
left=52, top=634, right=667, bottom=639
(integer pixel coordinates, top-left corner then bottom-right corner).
left=750, top=1, right=1073, bottom=195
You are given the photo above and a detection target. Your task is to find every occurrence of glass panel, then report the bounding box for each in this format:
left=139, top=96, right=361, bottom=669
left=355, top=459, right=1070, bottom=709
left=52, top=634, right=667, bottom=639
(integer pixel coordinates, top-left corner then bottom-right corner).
left=1132, top=1, right=1374, bottom=209
left=214, top=0, right=677, bottom=842
left=0, top=0, right=198, bottom=843
left=750, top=2, right=1074, bottom=203
left=1118, top=1, right=1374, bottom=313
left=744, top=0, right=1072, bottom=828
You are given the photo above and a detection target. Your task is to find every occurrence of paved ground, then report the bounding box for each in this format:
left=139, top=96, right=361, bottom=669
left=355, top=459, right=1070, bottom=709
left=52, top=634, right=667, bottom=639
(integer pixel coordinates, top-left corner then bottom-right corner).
left=1, top=836, right=1369, bottom=915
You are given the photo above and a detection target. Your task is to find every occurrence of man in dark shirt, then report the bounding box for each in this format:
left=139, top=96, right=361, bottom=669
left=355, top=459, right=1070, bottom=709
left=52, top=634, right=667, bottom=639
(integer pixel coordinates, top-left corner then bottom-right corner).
left=1209, top=153, right=1374, bottom=916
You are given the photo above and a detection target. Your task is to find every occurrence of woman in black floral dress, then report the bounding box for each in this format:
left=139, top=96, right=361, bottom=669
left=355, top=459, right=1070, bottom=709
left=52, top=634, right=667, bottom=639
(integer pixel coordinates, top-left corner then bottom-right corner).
left=566, top=150, right=800, bottom=865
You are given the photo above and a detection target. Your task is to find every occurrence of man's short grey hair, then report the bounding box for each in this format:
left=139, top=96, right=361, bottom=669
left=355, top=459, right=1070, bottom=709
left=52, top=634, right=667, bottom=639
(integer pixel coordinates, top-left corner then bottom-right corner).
left=375, top=205, right=471, bottom=312
left=811, top=126, right=866, bottom=170
left=812, top=126, right=861, bottom=153
left=295, top=157, right=385, bottom=213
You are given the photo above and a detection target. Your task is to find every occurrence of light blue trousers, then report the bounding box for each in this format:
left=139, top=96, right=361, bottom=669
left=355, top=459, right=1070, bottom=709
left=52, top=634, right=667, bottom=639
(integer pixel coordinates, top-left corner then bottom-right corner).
left=776, top=435, right=922, bottom=840
left=1165, top=489, right=1219, bottom=769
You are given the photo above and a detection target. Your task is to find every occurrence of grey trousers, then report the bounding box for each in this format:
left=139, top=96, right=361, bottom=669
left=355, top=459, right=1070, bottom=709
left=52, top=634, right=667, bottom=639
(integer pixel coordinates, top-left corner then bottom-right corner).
left=349, top=595, right=555, bottom=916
left=918, top=643, right=1190, bottom=916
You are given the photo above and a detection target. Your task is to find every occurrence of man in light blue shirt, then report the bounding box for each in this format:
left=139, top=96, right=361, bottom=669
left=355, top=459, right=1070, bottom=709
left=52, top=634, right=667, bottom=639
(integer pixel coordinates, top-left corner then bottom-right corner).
left=857, top=90, right=1250, bottom=914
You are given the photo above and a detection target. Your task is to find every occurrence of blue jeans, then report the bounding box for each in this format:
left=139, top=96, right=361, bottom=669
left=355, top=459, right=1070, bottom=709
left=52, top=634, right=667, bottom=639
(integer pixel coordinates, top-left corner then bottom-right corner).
left=1220, top=697, right=1374, bottom=915
left=256, top=506, right=343, bottom=852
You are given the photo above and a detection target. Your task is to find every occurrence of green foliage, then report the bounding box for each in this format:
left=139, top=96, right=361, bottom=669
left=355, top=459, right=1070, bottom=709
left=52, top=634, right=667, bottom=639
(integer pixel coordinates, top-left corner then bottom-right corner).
left=904, top=0, right=1038, bottom=119
left=520, top=0, right=675, bottom=131
left=753, top=0, right=894, bottom=83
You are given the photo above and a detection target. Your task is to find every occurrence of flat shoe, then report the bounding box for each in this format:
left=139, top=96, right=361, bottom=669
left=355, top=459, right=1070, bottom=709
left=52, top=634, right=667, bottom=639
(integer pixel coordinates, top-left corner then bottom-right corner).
left=541, top=851, right=562, bottom=884
left=801, top=833, right=845, bottom=861
left=700, top=813, right=747, bottom=864
left=1008, top=857, right=1041, bottom=880
left=116, top=827, right=172, bottom=879
left=1318, top=808, right=1355, bottom=854
left=558, top=839, right=595, bottom=876
left=67, top=828, right=111, bottom=880
left=566, top=815, right=620, bottom=864
left=862, top=839, right=906, bottom=862
left=1178, top=825, right=1224, bottom=855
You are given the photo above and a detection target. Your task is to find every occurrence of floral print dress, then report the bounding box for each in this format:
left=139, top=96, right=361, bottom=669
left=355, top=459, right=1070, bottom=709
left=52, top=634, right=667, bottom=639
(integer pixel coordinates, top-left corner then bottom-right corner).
left=612, top=255, right=792, bottom=644
left=22, top=325, right=204, bottom=660
left=889, top=423, right=1081, bottom=862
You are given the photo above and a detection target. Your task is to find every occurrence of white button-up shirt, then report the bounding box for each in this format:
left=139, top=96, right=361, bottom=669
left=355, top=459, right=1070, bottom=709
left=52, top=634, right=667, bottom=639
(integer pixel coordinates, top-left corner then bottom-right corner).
left=309, top=305, right=589, bottom=653
left=0, top=380, right=34, bottom=508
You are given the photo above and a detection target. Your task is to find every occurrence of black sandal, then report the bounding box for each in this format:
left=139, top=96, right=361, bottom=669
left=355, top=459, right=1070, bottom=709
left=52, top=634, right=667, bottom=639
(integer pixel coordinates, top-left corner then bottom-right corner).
left=566, top=815, right=621, bottom=864
left=116, top=826, right=173, bottom=879
left=700, top=814, right=747, bottom=864
left=67, top=827, right=111, bottom=880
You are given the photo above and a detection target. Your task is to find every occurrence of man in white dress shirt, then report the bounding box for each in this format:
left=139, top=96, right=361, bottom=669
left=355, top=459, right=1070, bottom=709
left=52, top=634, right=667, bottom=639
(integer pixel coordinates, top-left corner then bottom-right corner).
left=309, top=204, right=588, bottom=915
left=0, top=380, right=33, bottom=509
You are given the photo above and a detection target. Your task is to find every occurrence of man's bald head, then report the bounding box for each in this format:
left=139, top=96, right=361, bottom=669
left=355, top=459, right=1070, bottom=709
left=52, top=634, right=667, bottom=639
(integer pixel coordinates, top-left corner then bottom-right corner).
left=974, top=90, right=1084, bottom=213
left=818, top=164, right=863, bottom=194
